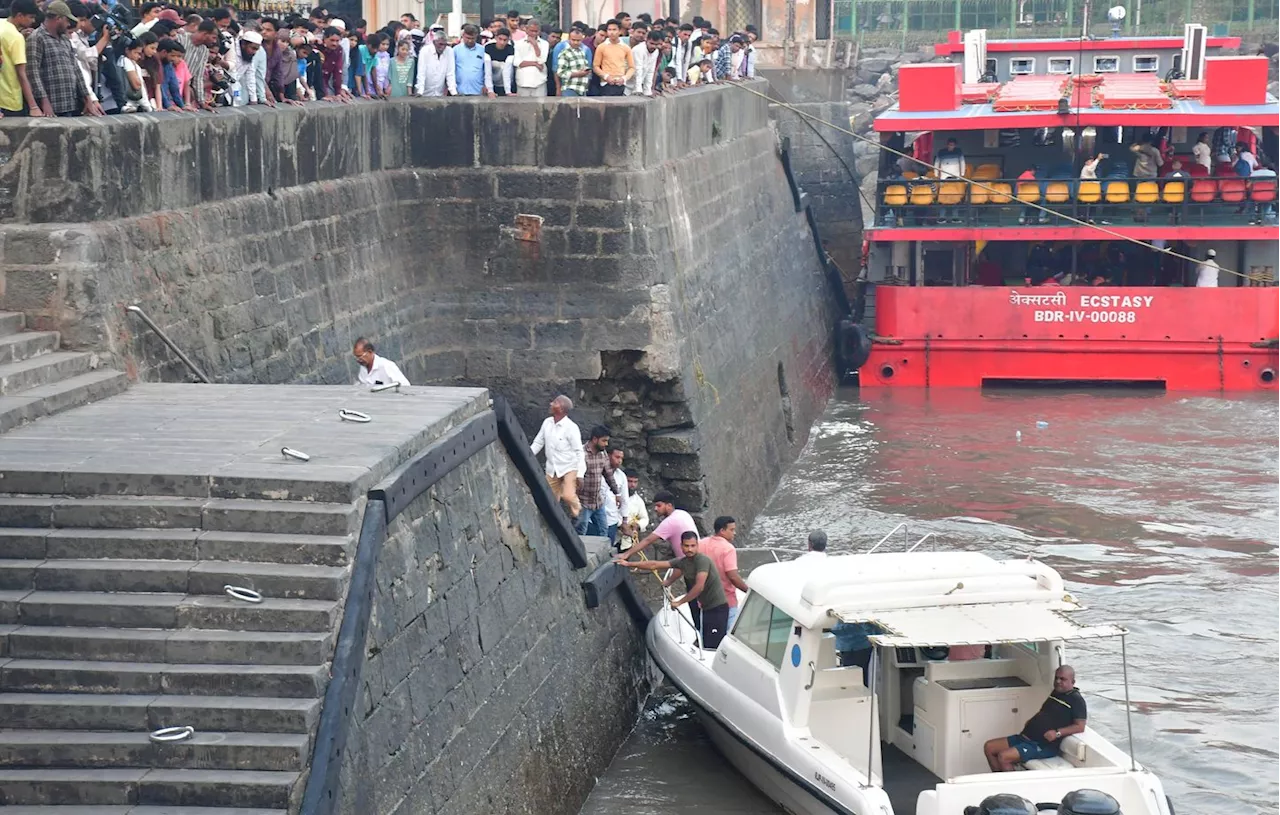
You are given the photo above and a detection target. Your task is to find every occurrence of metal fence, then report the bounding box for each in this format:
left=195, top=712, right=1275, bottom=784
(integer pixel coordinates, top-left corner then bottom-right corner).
left=830, top=0, right=1280, bottom=45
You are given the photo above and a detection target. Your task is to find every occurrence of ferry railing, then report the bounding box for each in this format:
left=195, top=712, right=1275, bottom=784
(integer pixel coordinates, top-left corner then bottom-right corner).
left=866, top=522, right=910, bottom=554
left=872, top=175, right=1278, bottom=234
left=907, top=533, right=936, bottom=552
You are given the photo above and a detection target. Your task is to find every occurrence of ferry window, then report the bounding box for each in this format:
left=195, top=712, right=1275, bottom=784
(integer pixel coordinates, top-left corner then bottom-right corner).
left=732, top=593, right=775, bottom=659
left=1047, top=57, right=1073, bottom=74
left=1009, top=57, right=1036, bottom=76
left=763, top=606, right=796, bottom=670
left=1093, top=56, right=1120, bottom=73
left=1133, top=55, right=1160, bottom=73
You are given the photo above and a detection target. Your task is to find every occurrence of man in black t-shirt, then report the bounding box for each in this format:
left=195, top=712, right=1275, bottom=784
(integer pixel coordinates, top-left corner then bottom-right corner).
left=624, top=531, right=730, bottom=649
left=984, top=665, right=1088, bottom=771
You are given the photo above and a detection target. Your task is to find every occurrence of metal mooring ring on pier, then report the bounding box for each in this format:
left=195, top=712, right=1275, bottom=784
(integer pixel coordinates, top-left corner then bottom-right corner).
left=224, top=585, right=264, bottom=604
left=281, top=447, right=311, bottom=461
left=338, top=409, right=371, bottom=423
left=370, top=382, right=401, bottom=393
left=149, top=726, right=195, bottom=744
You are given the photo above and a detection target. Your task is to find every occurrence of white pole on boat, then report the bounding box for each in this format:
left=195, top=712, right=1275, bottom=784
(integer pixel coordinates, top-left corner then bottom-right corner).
left=1121, top=633, right=1137, bottom=772
left=865, top=647, right=877, bottom=787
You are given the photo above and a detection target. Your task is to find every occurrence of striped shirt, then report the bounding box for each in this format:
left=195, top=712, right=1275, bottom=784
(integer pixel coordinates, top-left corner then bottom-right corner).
left=174, top=31, right=208, bottom=104
left=27, top=26, right=90, bottom=115
left=555, top=43, right=589, bottom=95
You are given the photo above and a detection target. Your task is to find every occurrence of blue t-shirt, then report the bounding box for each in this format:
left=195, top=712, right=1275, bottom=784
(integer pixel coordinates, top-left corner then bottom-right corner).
left=832, top=622, right=881, bottom=652
left=454, top=43, right=488, bottom=95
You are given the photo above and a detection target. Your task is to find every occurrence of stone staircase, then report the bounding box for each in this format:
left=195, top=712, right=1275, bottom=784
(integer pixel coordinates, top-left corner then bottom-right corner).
left=0, top=311, right=128, bottom=434
left=0, top=492, right=360, bottom=814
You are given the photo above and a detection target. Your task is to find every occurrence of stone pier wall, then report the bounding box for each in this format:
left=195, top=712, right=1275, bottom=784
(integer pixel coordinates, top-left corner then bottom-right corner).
left=335, top=440, right=650, bottom=815
left=0, top=83, right=837, bottom=532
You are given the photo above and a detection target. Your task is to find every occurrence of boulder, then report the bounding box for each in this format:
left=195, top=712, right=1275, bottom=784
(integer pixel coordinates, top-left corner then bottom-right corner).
left=851, top=83, right=881, bottom=101
left=857, top=57, right=894, bottom=75
left=876, top=72, right=895, bottom=91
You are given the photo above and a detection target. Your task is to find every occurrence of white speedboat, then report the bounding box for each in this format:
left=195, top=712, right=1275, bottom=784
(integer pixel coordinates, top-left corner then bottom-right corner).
left=645, top=546, right=1172, bottom=815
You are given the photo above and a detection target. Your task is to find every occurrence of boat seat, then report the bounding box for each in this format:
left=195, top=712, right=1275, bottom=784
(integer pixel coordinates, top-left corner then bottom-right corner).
left=988, top=182, right=1013, bottom=204
left=1023, top=734, right=1088, bottom=771
left=1043, top=181, right=1071, bottom=204
left=1076, top=180, right=1102, bottom=203
left=884, top=184, right=909, bottom=206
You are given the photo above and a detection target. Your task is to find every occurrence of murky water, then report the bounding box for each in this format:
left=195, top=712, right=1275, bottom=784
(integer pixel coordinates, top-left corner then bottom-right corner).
left=580, top=388, right=1279, bottom=815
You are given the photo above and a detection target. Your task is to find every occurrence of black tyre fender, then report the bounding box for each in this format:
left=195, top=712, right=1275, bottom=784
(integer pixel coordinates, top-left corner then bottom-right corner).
left=836, top=319, right=873, bottom=371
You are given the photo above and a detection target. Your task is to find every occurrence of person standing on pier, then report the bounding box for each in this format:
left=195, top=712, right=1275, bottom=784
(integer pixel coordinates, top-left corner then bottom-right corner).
left=352, top=338, right=409, bottom=387
left=600, top=448, right=629, bottom=548
left=576, top=425, right=620, bottom=537
left=25, top=0, right=103, bottom=117
left=530, top=395, right=585, bottom=522
left=618, top=472, right=648, bottom=553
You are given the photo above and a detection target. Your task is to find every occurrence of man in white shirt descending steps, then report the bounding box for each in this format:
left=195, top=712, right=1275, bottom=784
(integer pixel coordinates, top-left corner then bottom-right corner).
left=618, top=472, right=648, bottom=552
left=600, top=448, right=628, bottom=547
left=352, top=337, right=410, bottom=387
left=530, top=394, right=586, bottom=520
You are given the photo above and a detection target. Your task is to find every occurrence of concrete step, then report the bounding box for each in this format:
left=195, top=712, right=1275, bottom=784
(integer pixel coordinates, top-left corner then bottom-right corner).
left=0, top=353, right=93, bottom=398
left=0, top=730, right=309, bottom=772
left=0, top=559, right=346, bottom=601
left=0, top=371, right=129, bottom=435
left=0, top=768, right=298, bottom=808
left=6, top=592, right=339, bottom=632
left=0, top=331, right=59, bottom=366
left=0, top=660, right=328, bottom=698
left=4, top=627, right=333, bottom=665
left=0, top=694, right=322, bottom=734
left=0, top=312, right=25, bottom=336
left=2, top=529, right=352, bottom=567
left=0, top=497, right=359, bottom=537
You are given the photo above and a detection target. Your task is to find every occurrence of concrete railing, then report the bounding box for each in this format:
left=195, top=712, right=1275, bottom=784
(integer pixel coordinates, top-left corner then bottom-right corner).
left=0, top=81, right=771, bottom=225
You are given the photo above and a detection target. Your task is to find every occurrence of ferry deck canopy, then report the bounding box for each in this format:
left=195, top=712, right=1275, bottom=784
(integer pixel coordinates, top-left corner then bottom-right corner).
left=844, top=602, right=1127, bottom=648
left=873, top=98, right=1280, bottom=133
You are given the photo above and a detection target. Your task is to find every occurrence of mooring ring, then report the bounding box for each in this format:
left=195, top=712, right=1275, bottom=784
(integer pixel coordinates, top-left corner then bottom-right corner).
left=149, top=726, right=195, bottom=743
left=281, top=447, right=311, bottom=461
left=224, top=585, right=264, bottom=604
left=370, top=382, right=401, bottom=393
left=338, top=409, right=371, bottom=423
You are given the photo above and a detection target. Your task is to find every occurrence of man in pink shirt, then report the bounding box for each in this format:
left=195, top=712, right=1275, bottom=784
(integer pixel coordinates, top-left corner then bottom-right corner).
left=699, top=515, right=750, bottom=629
left=616, top=489, right=696, bottom=561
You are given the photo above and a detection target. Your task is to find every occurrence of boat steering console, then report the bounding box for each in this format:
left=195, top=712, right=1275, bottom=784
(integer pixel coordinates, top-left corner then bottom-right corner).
left=965, top=789, right=1124, bottom=815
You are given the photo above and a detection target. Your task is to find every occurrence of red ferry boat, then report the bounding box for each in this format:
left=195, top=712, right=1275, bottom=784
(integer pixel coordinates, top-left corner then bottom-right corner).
left=859, top=25, right=1279, bottom=391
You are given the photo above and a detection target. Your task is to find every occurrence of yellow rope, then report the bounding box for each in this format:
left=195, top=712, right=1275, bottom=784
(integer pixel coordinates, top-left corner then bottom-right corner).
left=734, top=81, right=1269, bottom=282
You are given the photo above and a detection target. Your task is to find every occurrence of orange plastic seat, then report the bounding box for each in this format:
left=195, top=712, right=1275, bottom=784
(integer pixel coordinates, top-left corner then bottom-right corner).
left=884, top=184, right=909, bottom=206
left=938, top=181, right=967, bottom=205
left=1016, top=182, right=1040, bottom=203
left=902, top=171, right=919, bottom=180
left=970, top=185, right=991, bottom=205
left=988, top=183, right=1013, bottom=204
left=1189, top=179, right=1217, bottom=202
left=1219, top=179, right=1248, bottom=203
left=1250, top=179, right=1277, bottom=203
left=909, top=185, right=936, bottom=206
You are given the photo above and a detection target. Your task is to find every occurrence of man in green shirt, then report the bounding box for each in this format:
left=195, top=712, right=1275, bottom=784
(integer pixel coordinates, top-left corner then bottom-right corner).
left=626, top=531, right=730, bottom=648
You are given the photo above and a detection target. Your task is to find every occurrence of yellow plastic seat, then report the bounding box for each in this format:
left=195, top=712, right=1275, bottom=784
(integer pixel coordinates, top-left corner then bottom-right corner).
left=1134, top=181, right=1160, bottom=204
left=1077, top=180, right=1102, bottom=203
left=938, top=181, right=967, bottom=205
left=902, top=171, right=919, bottom=180
left=988, top=182, right=1013, bottom=204
left=1162, top=181, right=1186, bottom=204
left=970, top=185, right=991, bottom=205
left=909, top=185, right=936, bottom=206
left=1016, top=182, right=1040, bottom=203
left=1104, top=181, right=1130, bottom=204
left=884, top=184, right=909, bottom=207
left=1044, top=181, right=1071, bottom=204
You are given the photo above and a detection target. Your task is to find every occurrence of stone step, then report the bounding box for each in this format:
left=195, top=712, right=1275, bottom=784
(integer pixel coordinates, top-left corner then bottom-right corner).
left=0, top=497, right=359, bottom=537
left=0, top=730, right=309, bottom=773
left=0, top=312, right=25, bottom=336
left=0, top=694, right=321, bottom=735
left=0, top=353, right=93, bottom=398
left=0, top=332, right=59, bottom=366
left=0, top=768, right=298, bottom=809
left=0, top=371, right=129, bottom=435
left=0, top=560, right=346, bottom=601
left=4, top=627, right=333, bottom=665
left=1, top=529, right=352, bottom=567
left=4, top=592, right=339, bottom=632
left=0, top=660, right=328, bottom=699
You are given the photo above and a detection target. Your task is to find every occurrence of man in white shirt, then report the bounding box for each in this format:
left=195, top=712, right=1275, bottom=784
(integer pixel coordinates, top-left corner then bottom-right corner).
left=600, top=449, right=628, bottom=547
left=628, top=30, right=661, bottom=96
left=415, top=31, right=455, bottom=96
left=229, top=30, right=265, bottom=105
left=1192, top=132, right=1212, bottom=172
left=796, top=529, right=828, bottom=560
left=530, top=395, right=585, bottom=520
left=1195, top=249, right=1220, bottom=287
left=352, top=337, right=410, bottom=387
left=618, top=472, right=648, bottom=552
left=512, top=18, right=548, bottom=97
left=669, top=23, right=695, bottom=82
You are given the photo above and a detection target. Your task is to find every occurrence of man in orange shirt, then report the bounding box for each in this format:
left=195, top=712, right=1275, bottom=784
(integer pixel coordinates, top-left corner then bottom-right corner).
left=591, top=18, right=633, bottom=96
left=699, top=516, right=750, bottom=630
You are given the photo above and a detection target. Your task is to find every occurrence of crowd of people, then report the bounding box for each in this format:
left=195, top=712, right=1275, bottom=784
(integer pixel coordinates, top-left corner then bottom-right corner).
left=0, top=0, right=759, bottom=117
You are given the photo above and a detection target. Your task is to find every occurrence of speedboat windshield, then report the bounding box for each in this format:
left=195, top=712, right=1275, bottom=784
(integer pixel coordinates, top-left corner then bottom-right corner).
left=836, top=601, right=1127, bottom=648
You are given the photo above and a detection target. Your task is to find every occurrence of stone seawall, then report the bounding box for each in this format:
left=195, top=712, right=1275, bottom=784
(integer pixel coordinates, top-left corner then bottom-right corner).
left=335, top=437, right=649, bottom=815
left=0, top=83, right=838, bottom=529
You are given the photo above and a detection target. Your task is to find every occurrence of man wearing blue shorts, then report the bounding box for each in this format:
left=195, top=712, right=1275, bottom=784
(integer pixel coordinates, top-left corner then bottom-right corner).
left=984, top=665, right=1087, bottom=772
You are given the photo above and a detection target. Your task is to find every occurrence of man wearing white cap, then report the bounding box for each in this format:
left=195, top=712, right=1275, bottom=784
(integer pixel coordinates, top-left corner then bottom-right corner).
left=1194, top=249, right=1220, bottom=287
left=331, top=18, right=351, bottom=92
left=229, top=29, right=268, bottom=105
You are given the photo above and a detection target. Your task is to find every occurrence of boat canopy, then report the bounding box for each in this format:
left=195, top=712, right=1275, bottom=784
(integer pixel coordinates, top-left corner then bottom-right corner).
left=839, top=601, right=1127, bottom=648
